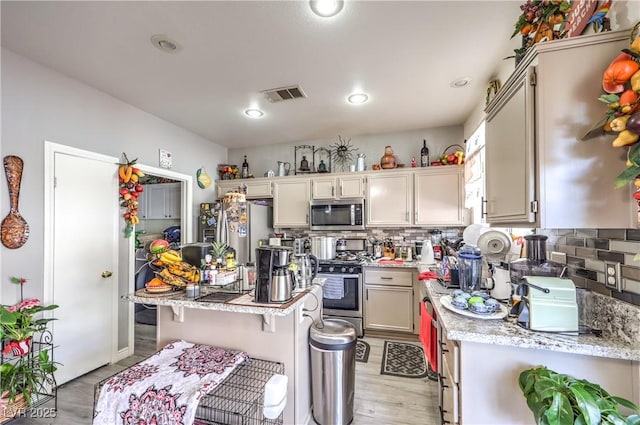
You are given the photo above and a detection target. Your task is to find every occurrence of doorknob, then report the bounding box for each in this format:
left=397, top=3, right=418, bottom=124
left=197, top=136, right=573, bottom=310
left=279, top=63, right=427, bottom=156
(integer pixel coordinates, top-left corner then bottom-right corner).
left=101, top=271, right=113, bottom=278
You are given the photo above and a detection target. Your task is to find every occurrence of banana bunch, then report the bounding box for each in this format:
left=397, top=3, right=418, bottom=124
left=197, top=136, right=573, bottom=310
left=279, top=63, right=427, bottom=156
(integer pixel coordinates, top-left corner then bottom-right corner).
left=118, top=152, right=145, bottom=238
left=167, top=262, right=200, bottom=283
left=157, top=268, right=188, bottom=287
left=159, top=250, right=182, bottom=265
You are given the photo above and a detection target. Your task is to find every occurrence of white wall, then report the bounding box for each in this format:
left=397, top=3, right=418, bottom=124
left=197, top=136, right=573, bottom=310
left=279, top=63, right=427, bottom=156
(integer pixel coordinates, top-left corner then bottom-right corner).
left=229, top=125, right=464, bottom=177
left=1, top=48, right=227, bottom=348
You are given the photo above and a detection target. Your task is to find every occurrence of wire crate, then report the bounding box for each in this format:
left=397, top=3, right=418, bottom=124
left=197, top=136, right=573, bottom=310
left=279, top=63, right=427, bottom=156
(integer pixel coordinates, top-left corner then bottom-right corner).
left=195, top=358, right=284, bottom=425
left=94, top=356, right=284, bottom=425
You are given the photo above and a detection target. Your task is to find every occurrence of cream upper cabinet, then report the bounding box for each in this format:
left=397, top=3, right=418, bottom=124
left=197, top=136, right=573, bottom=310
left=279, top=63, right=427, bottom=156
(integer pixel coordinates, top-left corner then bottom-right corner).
left=365, top=171, right=412, bottom=227
left=311, top=175, right=364, bottom=200
left=485, top=67, right=536, bottom=224
left=216, top=178, right=273, bottom=199
left=272, top=178, right=310, bottom=228
left=414, top=167, right=465, bottom=226
left=485, top=30, right=634, bottom=228
left=141, top=183, right=180, bottom=219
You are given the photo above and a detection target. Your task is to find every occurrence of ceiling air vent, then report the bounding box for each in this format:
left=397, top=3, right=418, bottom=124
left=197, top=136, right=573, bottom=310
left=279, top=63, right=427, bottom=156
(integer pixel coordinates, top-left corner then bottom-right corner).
left=261, top=85, right=307, bottom=103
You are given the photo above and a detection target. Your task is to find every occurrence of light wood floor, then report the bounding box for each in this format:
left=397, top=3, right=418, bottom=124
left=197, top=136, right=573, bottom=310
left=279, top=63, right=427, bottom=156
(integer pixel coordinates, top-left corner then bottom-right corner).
left=9, top=324, right=439, bottom=425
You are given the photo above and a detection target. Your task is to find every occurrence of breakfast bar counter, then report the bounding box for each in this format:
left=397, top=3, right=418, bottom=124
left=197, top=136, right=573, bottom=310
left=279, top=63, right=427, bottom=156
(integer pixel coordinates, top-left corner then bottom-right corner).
left=124, top=283, right=324, bottom=425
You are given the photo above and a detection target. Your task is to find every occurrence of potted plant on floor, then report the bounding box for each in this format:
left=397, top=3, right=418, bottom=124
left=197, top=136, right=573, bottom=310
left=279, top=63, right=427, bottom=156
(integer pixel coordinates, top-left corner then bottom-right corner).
left=0, top=277, right=59, bottom=421
left=519, top=366, right=640, bottom=425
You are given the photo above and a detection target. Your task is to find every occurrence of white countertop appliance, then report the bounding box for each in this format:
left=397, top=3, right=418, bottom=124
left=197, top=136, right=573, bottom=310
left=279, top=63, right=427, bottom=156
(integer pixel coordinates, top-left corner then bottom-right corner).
left=515, top=276, right=579, bottom=333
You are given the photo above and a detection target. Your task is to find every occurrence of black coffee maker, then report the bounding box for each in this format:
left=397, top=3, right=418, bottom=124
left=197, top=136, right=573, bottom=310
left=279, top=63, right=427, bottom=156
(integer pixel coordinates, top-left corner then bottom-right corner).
left=255, top=246, right=295, bottom=303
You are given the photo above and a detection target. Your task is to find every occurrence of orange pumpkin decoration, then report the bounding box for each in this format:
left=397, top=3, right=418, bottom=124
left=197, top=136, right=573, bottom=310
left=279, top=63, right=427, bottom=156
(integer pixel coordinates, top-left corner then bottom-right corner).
left=603, top=54, right=640, bottom=93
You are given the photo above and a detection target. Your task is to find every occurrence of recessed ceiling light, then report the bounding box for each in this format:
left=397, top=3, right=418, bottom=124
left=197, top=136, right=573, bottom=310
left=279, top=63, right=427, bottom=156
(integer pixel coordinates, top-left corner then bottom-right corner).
left=347, top=93, right=369, bottom=104
left=450, top=77, right=472, bottom=88
left=244, top=109, right=264, bottom=118
left=309, top=0, right=344, bottom=17
left=150, top=34, right=182, bottom=53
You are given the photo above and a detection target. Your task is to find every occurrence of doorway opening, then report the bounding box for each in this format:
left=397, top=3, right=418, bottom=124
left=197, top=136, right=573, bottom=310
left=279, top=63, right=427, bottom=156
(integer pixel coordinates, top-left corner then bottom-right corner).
left=126, top=164, right=192, bottom=357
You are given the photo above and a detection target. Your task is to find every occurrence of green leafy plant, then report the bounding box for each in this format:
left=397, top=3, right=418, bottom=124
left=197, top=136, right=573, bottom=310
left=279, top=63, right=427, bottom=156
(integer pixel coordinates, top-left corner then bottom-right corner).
left=0, top=277, right=60, bottom=406
left=519, top=366, right=640, bottom=425
left=0, top=278, right=58, bottom=342
left=0, top=348, right=58, bottom=404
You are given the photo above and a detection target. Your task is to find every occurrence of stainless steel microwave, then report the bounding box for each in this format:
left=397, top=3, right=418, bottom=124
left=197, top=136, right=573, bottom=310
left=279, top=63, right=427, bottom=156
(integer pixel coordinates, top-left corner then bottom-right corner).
left=309, top=198, right=365, bottom=231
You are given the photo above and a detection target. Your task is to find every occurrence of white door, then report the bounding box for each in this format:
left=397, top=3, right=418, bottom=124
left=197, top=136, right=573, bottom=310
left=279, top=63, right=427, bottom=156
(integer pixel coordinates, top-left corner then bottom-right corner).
left=52, top=151, right=118, bottom=384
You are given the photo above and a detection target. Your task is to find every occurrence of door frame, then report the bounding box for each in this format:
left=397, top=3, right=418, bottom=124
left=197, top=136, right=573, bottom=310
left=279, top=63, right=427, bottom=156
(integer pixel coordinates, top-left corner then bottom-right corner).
left=44, top=142, right=194, bottom=362
left=124, top=163, right=193, bottom=356
left=43, top=141, right=121, bottom=366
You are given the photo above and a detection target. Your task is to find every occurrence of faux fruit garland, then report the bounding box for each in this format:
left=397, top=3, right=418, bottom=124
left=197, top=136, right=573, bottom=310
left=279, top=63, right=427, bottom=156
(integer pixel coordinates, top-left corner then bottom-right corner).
left=592, top=24, right=640, bottom=203
left=118, top=153, right=145, bottom=238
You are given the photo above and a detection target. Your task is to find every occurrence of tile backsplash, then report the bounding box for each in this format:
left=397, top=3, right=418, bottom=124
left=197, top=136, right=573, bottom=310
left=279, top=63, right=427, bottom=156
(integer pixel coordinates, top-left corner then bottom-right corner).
left=284, top=226, right=640, bottom=308
left=539, top=228, right=640, bottom=307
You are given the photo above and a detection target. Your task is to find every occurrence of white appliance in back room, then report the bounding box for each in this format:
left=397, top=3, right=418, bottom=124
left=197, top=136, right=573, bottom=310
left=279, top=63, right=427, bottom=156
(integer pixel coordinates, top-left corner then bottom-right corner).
left=216, top=200, right=273, bottom=265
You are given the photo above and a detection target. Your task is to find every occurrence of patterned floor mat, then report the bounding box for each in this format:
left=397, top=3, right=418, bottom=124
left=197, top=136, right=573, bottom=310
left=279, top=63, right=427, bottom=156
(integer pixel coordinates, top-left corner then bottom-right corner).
left=380, top=341, right=428, bottom=378
left=356, top=339, right=370, bottom=363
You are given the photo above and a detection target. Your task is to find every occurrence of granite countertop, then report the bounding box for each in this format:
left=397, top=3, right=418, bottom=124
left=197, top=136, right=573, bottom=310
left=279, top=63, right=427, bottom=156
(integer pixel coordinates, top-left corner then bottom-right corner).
left=424, top=280, right=640, bottom=361
left=124, top=278, right=325, bottom=317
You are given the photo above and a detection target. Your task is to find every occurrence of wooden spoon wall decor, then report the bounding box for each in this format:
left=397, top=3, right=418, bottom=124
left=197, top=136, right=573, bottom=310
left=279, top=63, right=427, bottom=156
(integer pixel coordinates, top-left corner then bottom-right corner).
left=1, top=155, right=29, bottom=249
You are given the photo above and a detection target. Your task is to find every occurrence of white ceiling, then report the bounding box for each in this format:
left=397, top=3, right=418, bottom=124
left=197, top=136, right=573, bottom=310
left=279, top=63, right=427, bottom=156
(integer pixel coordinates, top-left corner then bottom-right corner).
left=1, top=1, right=520, bottom=149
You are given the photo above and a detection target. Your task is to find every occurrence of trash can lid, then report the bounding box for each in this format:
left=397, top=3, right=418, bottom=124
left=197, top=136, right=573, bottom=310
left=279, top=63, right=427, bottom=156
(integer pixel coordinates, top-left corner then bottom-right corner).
left=310, top=318, right=357, bottom=345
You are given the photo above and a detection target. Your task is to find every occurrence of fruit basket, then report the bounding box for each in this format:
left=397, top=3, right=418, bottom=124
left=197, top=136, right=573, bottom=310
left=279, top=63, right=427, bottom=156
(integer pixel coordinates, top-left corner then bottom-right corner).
left=432, top=144, right=465, bottom=166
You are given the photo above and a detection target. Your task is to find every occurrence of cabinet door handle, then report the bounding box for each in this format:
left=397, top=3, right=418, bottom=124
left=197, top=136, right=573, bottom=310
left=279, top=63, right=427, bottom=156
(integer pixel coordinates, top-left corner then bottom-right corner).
left=439, top=406, right=451, bottom=425
left=340, top=184, right=343, bottom=197
left=381, top=277, right=393, bottom=280
left=331, top=186, right=334, bottom=197
left=481, top=197, right=487, bottom=217
left=306, top=214, right=309, bottom=224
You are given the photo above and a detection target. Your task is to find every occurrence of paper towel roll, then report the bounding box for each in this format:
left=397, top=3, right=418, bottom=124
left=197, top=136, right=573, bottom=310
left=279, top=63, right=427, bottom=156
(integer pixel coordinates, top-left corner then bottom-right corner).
left=263, top=374, right=288, bottom=419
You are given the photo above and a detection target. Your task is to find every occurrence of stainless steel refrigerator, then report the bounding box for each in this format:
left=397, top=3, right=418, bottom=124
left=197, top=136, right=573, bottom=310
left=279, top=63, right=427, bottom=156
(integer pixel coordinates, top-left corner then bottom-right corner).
left=215, top=201, right=272, bottom=265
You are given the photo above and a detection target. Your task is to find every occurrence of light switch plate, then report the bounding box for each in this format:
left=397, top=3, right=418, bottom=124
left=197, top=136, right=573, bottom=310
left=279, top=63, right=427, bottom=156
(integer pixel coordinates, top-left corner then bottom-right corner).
left=604, top=261, right=621, bottom=291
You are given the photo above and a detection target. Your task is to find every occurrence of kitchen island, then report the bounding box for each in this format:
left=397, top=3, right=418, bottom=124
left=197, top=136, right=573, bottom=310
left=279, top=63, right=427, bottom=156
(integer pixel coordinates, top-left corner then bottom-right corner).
left=124, top=282, right=324, bottom=425
left=422, top=280, right=640, bottom=425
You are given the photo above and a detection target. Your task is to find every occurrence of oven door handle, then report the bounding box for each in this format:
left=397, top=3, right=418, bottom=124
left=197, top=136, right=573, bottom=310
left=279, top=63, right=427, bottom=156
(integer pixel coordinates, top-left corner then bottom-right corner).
left=317, top=274, right=361, bottom=279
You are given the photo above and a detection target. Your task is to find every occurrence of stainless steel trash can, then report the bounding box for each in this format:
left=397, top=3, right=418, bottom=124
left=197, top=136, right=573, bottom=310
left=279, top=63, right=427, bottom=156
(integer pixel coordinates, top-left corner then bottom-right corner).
left=309, top=318, right=357, bottom=425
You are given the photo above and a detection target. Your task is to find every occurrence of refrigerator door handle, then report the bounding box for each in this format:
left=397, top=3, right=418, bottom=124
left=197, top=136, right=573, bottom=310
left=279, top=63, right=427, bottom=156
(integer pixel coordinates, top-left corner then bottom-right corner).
left=216, top=208, right=228, bottom=245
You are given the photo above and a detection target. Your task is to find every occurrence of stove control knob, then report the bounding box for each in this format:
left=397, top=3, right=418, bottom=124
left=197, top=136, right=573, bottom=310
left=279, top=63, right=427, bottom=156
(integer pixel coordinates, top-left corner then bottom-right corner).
left=329, top=266, right=335, bottom=272
left=341, top=267, right=347, bottom=273
left=348, top=267, right=354, bottom=273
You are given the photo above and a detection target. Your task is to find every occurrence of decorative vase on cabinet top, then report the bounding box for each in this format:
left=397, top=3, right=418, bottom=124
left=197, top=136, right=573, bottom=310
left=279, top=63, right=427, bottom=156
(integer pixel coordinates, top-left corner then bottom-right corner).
left=380, top=146, right=396, bottom=169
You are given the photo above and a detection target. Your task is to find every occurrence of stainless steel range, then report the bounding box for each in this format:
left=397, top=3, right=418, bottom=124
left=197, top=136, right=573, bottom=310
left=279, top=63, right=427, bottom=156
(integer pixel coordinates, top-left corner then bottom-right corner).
left=318, top=254, right=367, bottom=337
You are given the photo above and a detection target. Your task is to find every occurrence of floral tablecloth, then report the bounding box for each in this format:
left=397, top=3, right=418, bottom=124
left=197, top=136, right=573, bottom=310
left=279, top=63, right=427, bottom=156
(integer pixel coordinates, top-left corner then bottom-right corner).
left=93, top=340, right=248, bottom=425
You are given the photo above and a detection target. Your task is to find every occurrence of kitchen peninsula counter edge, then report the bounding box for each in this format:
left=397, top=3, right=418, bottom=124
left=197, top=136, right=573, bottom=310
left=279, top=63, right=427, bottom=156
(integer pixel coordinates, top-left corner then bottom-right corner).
left=424, top=280, right=640, bottom=361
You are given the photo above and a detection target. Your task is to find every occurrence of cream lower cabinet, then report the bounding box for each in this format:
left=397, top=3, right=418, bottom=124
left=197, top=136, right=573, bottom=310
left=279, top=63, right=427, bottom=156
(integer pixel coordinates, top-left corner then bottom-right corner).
left=414, top=167, right=465, bottom=226
left=436, top=325, right=639, bottom=425
left=311, top=175, right=364, bottom=199
left=216, top=178, right=273, bottom=199
left=364, top=268, right=413, bottom=333
left=438, top=326, right=460, bottom=425
left=366, top=172, right=412, bottom=227
left=485, top=30, right=634, bottom=228
left=272, top=178, right=310, bottom=228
